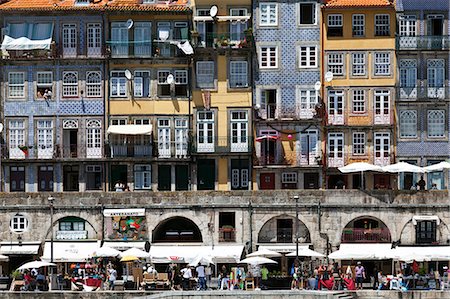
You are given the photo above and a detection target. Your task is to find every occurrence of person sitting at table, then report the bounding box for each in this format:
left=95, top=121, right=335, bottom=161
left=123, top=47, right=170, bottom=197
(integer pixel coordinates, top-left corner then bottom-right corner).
left=23, top=270, right=34, bottom=291
left=36, top=270, right=47, bottom=291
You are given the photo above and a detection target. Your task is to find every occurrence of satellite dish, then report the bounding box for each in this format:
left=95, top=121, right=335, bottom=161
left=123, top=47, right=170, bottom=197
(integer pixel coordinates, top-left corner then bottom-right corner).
left=209, top=5, right=218, bottom=18
left=124, top=69, right=132, bottom=80
left=314, top=81, right=321, bottom=91
left=126, top=19, right=134, bottom=30
left=0, top=123, right=3, bottom=133
left=166, top=74, right=174, bottom=84
left=325, top=72, right=334, bottom=82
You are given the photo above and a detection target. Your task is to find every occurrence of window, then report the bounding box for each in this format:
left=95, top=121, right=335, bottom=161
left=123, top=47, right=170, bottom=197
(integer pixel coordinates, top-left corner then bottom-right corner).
left=8, top=72, right=25, bottom=98
left=158, top=119, right=171, bottom=158
left=328, top=133, right=344, bottom=161
left=328, top=53, right=344, bottom=76
left=10, top=166, right=25, bottom=191
left=10, top=213, right=29, bottom=233
left=416, top=220, right=436, bottom=244
left=197, top=111, right=215, bottom=152
left=75, top=0, right=89, bottom=4
left=196, top=61, right=215, bottom=89
left=427, top=59, right=444, bottom=88
left=157, top=70, right=171, bottom=97
left=282, top=172, right=297, bottom=183
left=327, top=14, right=343, bottom=37
left=37, top=120, right=53, bottom=158
left=86, top=165, right=102, bottom=190
left=352, top=90, right=365, bottom=113
left=36, top=72, right=53, bottom=99
left=299, top=46, right=317, bottom=68
left=9, top=120, right=25, bottom=155
left=134, top=22, right=152, bottom=57
left=142, top=0, right=154, bottom=3
left=375, top=14, right=390, bottom=36
left=230, top=8, right=248, bottom=42
left=59, top=219, right=85, bottom=231
left=174, top=70, right=188, bottom=97
left=352, top=53, right=366, bottom=76
left=428, top=110, right=445, bottom=138
left=299, top=3, right=316, bottom=25
left=87, top=23, right=102, bottom=56
left=374, top=52, right=390, bottom=76
left=374, top=132, right=390, bottom=165
left=259, top=89, right=277, bottom=119
left=134, top=70, right=151, bottom=97
left=157, top=22, right=172, bottom=57
left=62, top=71, right=78, bottom=97
left=352, top=132, right=365, bottom=155
left=230, top=111, right=248, bottom=152
left=231, top=159, right=249, bottom=190
left=229, top=61, right=248, bottom=88
left=110, top=71, right=127, bottom=97
left=86, top=71, right=101, bottom=97
left=399, top=59, right=417, bottom=87
left=111, top=119, right=126, bottom=126
left=259, top=46, right=278, bottom=69
left=259, top=3, right=278, bottom=26
left=86, top=119, right=102, bottom=158
left=399, top=15, right=416, bottom=36
left=173, top=22, right=188, bottom=41
left=175, top=118, right=188, bottom=158
left=62, top=24, right=77, bottom=56
left=352, top=14, right=365, bottom=37
left=38, top=165, right=53, bottom=192
left=298, top=89, right=318, bottom=119
left=399, top=110, right=417, bottom=138
left=134, top=165, right=152, bottom=190
left=111, top=22, right=128, bottom=57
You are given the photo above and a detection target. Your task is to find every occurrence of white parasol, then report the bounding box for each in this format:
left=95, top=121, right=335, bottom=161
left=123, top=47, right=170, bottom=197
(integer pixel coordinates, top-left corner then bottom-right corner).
left=120, top=247, right=149, bottom=258
left=339, top=162, right=384, bottom=189
left=424, top=161, right=450, bottom=172
left=93, top=246, right=121, bottom=258
left=286, top=248, right=325, bottom=258
left=246, top=248, right=282, bottom=258
left=18, top=260, right=56, bottom=270
left=382, top=162, right=426, bottom=173
left=239, top=256, right=278, bottom=265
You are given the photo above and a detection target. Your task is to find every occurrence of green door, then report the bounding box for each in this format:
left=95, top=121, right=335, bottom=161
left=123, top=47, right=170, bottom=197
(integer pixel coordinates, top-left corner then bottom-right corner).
left=158, top=165, right=171, bottom=191
left=175, top=165, right=189, bottom=190
left=197, top=159, right=215, bottom=190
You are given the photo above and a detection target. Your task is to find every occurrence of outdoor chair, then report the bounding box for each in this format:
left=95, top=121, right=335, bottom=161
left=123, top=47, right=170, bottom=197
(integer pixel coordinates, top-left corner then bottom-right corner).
left=245, top=277, right=254, bottom=290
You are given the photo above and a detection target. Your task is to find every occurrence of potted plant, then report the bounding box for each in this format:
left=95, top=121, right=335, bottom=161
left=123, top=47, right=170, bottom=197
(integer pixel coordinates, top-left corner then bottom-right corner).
left=11, top=270, right=23, bottom=280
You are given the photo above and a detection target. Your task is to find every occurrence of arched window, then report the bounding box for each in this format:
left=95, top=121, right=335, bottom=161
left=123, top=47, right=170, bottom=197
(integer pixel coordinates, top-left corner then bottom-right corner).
left=10, top=213, right=29, bottom=234
left=62, top=71, right=78, bottom=97
left=86, top=71, right=101, bottom=97
left=428, top=110, right=445, bottom=138
left=399, top=110, right=417, bottom=138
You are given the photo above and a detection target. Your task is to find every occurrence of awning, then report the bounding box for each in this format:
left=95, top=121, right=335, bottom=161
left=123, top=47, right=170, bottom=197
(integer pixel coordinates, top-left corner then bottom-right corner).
left=328, top=243, right=393, bottom=260
left=149, top=245, right=244, bottom=264
left=1, top=23, right=54, bottom=50
left=392, top=246, right=450, bottom=262
left=217, top=16, right=251, bottom=22
left=412, top=215, right=440, bottom=226
left=102, top=241, right=146, bottom=251
left=41, top=241, right=100, bottom=262
left=106, top=125, right=152, bottom=135
left=0, top=242, right=41, bottom=255
left=103, top=208, right=146, bottom=217
left=258, top=244, right=310, bottom=253
left=193, top=16, right=213, bottom=22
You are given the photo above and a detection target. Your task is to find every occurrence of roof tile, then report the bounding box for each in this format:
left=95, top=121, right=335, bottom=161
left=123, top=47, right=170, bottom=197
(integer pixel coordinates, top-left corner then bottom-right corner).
left=324, top=0, right=394, bottom=8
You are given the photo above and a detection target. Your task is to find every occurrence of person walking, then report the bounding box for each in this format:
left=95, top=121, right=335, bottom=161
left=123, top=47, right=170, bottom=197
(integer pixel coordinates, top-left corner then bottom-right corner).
left=261, top=265, right=269, bottom=289
left=196, top=263, right=206, bottom=290
left=180, top=264, right=192, bottom=290
left=205, top=264, right=212, bottom=289
left=355, top=262, right=366, bottom=290
left=108, top=266, right=117, bottom=290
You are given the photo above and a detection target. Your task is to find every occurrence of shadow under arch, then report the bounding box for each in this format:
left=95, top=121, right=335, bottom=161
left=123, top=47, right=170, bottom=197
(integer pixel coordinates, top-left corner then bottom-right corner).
left=341, top=215, right=391, bottom=243
left=152, top=216, right=202, bottom=243
left=257, top=214, right=311, bottom=244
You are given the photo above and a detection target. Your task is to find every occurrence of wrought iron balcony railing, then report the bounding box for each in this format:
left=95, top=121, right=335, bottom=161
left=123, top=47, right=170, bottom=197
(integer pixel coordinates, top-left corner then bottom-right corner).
left=396, top=86, right=449, bottom=101
left=191, top=136, right=252, bottom=154
left=396, top=35, right=450, bottom=51
left=341, top=228, right=391, bottom=243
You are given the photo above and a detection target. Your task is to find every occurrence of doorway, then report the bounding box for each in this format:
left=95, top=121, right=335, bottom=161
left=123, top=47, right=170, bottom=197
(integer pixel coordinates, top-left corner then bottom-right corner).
left=63, top=129, right=78, bottom=158
left=175, top=165, right=189, bottom=191
left=197, top=159, right=215, bottom=190
left=63, top=165, right=79, bottom=191
left=304, top=173, right=319, bottom=189
left=260, top=173, right=275, bottom=190
left=158, top=165, right=171, bottom=191
left=110, top=165, right=127, bottom=191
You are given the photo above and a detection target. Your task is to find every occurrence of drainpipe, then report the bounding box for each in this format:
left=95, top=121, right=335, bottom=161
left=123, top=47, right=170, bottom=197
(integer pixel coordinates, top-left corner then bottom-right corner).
left=320, top=4, right=327, bottom=189
left=248, top=201, right=253, bottom=254
left=103, top=11, right=109, bottom=192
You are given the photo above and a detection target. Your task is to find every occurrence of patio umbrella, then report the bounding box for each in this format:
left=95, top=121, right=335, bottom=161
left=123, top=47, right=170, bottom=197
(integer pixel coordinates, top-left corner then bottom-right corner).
left=0, top=255, right=8, bottom=262
left=120, top=247, right=149, bottom=258
left=424, top=161, right=450, bottom=172
left=246, top=248, right=282, bottom=258
left=120, top=255, right=139, bottom=262
left=339, top=162, right=384, bottom=189
left=382, top=162, right=426, bottom=173
left=93, top=246, right=121, bottom=258
left=189, top=254, right=215, bottom=266
left=239, top=256, right=277, bottom=265
left=18, top=260, right=56, bottom=270
left=286, top=248, right=325, bottom=258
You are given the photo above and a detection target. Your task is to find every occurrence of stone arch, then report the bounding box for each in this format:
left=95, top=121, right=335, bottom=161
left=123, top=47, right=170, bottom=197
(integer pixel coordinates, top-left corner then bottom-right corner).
left=152, top=216, right=203, bottom=243
left=341, top=215, right=391, bottom=243
left=398, top=217, right=449, bottom=245
left=257, top=214, right=311, bottom=244
left=45, top=215, right=98, bottom=240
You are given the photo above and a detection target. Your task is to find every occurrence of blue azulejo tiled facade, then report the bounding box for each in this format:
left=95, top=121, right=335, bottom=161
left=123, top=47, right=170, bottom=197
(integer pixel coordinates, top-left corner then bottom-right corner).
left=1, top=14, right=106, bottom=193
left=252, top=0, right=322, bottom=190
left=395, top=0, right=450, bottom=190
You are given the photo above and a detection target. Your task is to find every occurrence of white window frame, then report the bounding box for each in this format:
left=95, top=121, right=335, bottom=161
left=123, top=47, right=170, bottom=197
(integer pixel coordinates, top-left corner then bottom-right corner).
left=86, top=71, right=101, bottom=97
left=9, top=120, right=25, bottom=149
left=229, top=60, right=248, bottom=88
left=374, top=52, right=390, bottom=76
left=259, top=46, right=278, bottom=69
left=328, top=53, right=344, bottom=76
left=375, top=14, right=390, bottom=36
left=230, top=111, right=248, bottom=152
left=399, top=59, right=417, bottom=88
left=298, top=2, right=317, bottom=25
left=399, top=110, right=417, bottom=138
left=158, top=118, right=171, bottom=158
left=427, top=59, right=445, bottom=88
left=281, top=172, right=298, bottom=184
left=352, top=132, right=366, bottom=155
left=87, top=23, right=102, bottom=56
left=352, top=53, right=366, bottom=76
left=328, top=132, right=344, bottom=161
left=297, top=88, right=318, bottom=119
left=399, top=15, right=416, bottom=36
left=352, top=14, right=365, bottom=37
left=110, top=71, right=127, bottom=97
left=175, top=118, right=188, bottom=158
left=133, top=70, right=151, bottom=98
left=37, top=120, right=53, bottom=158
left=259, top=3, right=278, bottom=27
left=62, top=71, right=78, bottom=97
left=230, top=8, right=248, bottom=42
left=10, top=213, right=29, bottom=234
left=86, top=119, right=102, bottom=158
left=197, top=111, right=215, bottom=153
left=62, top=23, right=77, bottom=56
left=374, top=132, right=390, bottom=166
left=36, top=72, right=53, bottom=99
left=174, top=70, right=188, bottom=97
left=134, top=164, right=152, bottom=190
left=196, top=61, right=215, bottom=89
left=328, top=14, right=343, bottom=36
left=299, top=46, right=317, bottom=68
left=352, top=89, right=366, bottom=113
left=427, top=110, right=445, bottom=138
left=8, top=72, right=25, bottom=98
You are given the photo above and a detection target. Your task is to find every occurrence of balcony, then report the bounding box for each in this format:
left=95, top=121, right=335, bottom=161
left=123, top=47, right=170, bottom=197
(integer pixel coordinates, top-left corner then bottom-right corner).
left=4, top=144, right=103, bottom=160
left=341, top=228, right=391, bottom=243
left=264, top=103, right=319, bottom=120
left=1, top=43, right=106, bottom=60
left=397, top=86, right=449, bottom=101
left=56, top=230, right=88, bottom=240
left=193, top=31, right=253, bottom=49
left=254, top=151, right=321, bottom=167
left=396, top=35, right=450, bottom=51
left=107, top=40, right=189, bottom=58
left=218, top=227, right=236, bottom=242
left=156, top=141, right=189, bottom=159
left=109, top=143, right=152, bottom=158
left=191, top=136, right=252, bottom=154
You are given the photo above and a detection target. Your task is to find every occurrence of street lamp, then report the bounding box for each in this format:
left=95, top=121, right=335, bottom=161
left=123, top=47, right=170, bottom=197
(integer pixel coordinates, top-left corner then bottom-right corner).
left=294, top=195, right=299, bottom=264
left=48, top=196, right=54, bottom=290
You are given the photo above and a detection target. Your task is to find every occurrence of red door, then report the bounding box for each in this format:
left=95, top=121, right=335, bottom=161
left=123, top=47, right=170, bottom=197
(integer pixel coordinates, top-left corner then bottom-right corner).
left=260, top=173, right=275, bottom=190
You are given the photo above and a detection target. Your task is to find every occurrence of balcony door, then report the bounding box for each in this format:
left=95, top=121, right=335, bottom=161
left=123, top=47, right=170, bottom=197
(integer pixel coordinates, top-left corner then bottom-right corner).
left=374, top=90, right=390, bottom=124
left=37, top=120, right=53, bottom=159
left=87, top=23, right=102, bottom=57
left=328, top=90, right=344, bottom=125
left=63, top=120, right=78, bottom=158
left=86, top=120, right=102, bottom=158
left=327, top=132, right=344, bottom=167
left=374, top=132, right=390, bottom=166
left=111, top=22, right=128, bottom=57
left=62, top=24, right=77, bottom=57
